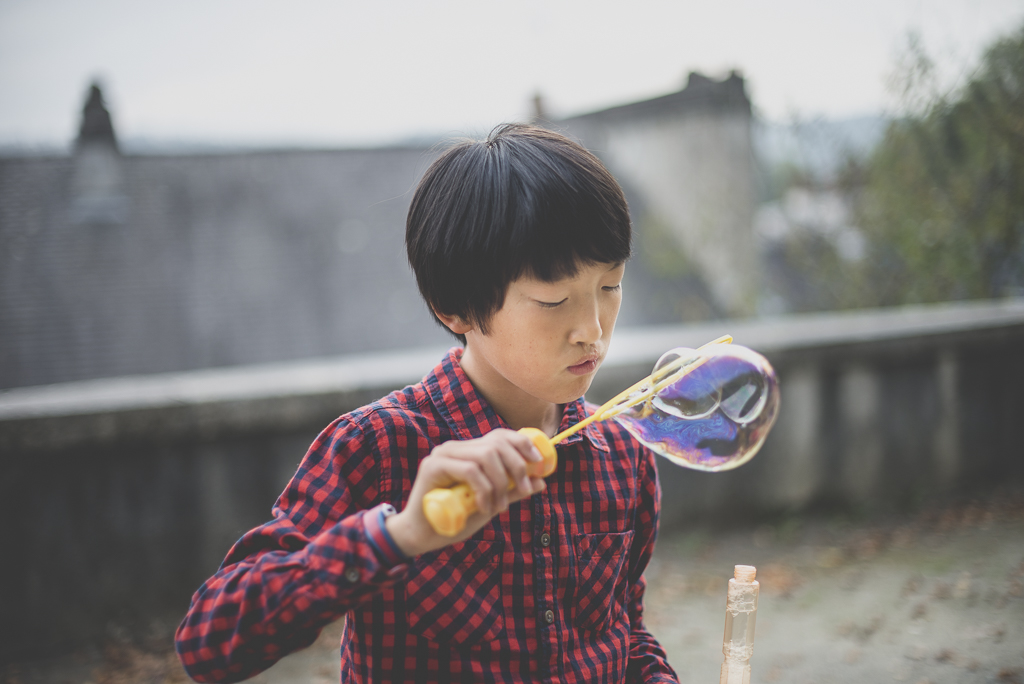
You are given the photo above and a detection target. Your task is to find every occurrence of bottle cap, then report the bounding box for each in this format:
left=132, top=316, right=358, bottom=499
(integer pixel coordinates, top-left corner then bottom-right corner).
left=734, top=565, right=756, bottom=582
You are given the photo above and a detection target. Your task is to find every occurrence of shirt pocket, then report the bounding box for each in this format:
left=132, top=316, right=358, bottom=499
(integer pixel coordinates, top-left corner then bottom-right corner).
left=405, top=539, right=505, bottom=645
left=573, top=530, right=634, bottom=634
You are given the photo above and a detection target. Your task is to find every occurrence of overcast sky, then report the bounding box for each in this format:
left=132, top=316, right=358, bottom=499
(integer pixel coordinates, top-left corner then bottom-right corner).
left=1, top=0, right=1022, bottom=148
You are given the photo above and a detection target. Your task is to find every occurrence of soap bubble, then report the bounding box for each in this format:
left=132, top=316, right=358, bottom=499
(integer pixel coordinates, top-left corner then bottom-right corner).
left=613, top=344, right=780, bottom=471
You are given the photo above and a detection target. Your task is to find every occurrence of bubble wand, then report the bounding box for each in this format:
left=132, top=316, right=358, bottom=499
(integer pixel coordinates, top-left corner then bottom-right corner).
left=424, top=334, right=780, bottom=536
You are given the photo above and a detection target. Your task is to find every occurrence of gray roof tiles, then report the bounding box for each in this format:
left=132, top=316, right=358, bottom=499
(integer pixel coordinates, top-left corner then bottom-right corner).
left=0, top=146, right=451, bottom=388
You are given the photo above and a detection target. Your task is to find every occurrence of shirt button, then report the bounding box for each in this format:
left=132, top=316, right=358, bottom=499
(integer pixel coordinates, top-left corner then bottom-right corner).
left=544, top=610, right=555, bottom=624
left=540, top=533, right=551, bottom=547
left=344, top=568, right=360, bottom=583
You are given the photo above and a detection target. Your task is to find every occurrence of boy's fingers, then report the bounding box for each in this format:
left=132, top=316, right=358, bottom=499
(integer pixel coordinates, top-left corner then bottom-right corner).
left=508, top=431, right=543, bottom=462
left=425, top=431, right=545, bottom=517
left=433, top=456, right=494, bottom=514
left=476, top=447, right=510, bottom=513
left=495, top=441, right=533, bottom=499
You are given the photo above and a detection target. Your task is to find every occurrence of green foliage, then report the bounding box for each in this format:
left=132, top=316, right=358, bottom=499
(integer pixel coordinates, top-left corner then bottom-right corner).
left=629, top=213, right=722, bottom=322
left=855, top=25, right=1024, bottom=305
left=640, top=213, right=698, bottom=280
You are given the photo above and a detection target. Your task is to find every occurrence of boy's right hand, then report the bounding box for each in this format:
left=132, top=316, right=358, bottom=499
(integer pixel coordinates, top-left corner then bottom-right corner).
left=385, top=428, right=547, bottom=557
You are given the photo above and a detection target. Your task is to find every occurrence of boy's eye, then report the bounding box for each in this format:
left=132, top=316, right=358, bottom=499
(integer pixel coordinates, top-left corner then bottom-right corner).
left=538, top=298, right=567, bottom=308
left=603, top=284, right=622, bottom=292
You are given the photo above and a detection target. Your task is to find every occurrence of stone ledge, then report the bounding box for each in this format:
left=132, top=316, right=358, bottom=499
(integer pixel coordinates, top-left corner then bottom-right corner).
left=2, top=298, right=1022, bottom=451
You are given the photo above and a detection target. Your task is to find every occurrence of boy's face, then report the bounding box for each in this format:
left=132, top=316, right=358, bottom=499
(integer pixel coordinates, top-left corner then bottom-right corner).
left=458, top=261, right=625, bottom=409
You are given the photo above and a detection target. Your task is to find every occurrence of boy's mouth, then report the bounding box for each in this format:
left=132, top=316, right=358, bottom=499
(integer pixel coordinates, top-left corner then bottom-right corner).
left=567, top=356, right=600, bottom=376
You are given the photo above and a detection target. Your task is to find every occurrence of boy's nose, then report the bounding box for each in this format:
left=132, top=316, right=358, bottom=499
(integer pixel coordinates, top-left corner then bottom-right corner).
left=569, top=303, right=603, bottom=346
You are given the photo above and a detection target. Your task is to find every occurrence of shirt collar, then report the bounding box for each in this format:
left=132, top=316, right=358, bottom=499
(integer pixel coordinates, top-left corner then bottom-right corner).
left=426, top=347, right=609, bottom=452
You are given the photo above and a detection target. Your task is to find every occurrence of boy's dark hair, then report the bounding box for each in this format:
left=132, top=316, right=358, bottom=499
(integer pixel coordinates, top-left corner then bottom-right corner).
left=406, top=123, right=632, bottom=344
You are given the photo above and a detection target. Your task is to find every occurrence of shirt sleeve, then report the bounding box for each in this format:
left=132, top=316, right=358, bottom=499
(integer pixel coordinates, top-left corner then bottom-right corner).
left=625, top=446, right=680, bottom=684
left=174, top=415, right=410, bottom=684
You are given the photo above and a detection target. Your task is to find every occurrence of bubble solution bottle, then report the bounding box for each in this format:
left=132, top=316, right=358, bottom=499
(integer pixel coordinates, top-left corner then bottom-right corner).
left=720, top=565, right=759, bottom=684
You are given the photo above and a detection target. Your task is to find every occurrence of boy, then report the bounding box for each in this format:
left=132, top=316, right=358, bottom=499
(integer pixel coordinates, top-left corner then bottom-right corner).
left=176, top=124, right=678, bottom=683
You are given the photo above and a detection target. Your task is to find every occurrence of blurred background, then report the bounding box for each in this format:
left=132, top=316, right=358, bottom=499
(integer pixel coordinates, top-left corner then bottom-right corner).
left=1, top=1, right=1023, bottom=682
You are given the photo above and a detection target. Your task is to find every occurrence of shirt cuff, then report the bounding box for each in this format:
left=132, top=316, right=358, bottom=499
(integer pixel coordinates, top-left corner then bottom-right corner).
left=362, top=503, right=410, bottom=567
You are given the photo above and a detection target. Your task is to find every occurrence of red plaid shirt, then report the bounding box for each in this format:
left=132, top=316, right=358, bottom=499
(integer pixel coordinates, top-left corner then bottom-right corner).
left=176, top=348, right=678, bottom=684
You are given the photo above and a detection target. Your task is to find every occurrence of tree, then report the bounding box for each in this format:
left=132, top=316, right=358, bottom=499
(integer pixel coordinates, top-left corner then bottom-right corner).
left=854, top=25, right=1024, bottom=305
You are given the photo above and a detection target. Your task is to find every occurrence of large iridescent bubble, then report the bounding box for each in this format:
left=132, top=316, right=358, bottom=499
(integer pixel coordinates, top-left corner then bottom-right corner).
left=613, top=344, right=780, bottom=471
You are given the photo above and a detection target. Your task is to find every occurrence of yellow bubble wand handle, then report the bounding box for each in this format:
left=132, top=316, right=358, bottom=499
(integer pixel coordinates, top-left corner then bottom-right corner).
left=422, top=427, right=557, bottom=537
left=423, top=334, right=733, bottom=536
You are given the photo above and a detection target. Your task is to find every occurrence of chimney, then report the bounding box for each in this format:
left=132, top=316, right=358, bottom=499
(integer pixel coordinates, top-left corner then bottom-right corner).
left=77, top=83, right=118, bottom=151
left=71, top=82, right=127, bottom=224
left=685, top=72, right=714, bottom=90
left=531, top=91, right=548, bottom=123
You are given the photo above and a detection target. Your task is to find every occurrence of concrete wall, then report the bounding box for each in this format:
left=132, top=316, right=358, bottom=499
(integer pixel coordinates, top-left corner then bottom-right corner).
left=559, top=75, right=759, bottom=316
left=1, top=299, right=1022, bottom=660
left=585, top=112, right=758, bottom=316
left=595, top=300, right=1024, bottom=524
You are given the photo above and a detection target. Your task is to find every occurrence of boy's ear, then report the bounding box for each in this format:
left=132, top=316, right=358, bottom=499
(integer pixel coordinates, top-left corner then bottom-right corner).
left=434, top=310, right=473, bottom=335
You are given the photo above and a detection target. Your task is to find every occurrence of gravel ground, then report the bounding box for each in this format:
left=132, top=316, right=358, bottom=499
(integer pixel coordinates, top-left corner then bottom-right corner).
left=4, top=488, right=1022, bottom=684
left=644, top=490, right=1024, bottom=684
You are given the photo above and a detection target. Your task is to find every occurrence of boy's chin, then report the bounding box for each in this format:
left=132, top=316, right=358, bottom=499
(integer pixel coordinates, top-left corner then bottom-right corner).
left=553, top=377, right=595, bottom=404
